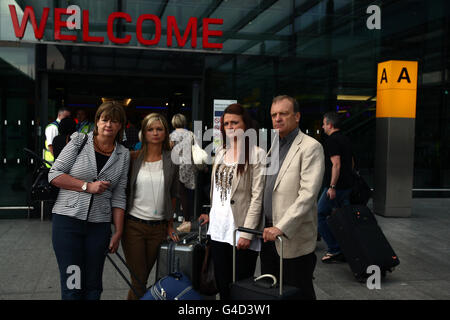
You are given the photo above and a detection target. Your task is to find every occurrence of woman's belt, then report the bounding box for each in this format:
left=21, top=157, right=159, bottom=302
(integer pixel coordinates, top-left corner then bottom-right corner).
left=127, top=215, right=167, bottom=226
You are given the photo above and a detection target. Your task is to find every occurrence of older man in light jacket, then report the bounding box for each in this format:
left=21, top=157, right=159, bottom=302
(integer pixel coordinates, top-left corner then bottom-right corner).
left=261, top=95, right=325, bottom=300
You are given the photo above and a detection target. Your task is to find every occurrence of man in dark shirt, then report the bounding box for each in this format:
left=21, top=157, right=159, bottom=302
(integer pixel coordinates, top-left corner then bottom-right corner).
left=318, top=111, right=353, bottom=263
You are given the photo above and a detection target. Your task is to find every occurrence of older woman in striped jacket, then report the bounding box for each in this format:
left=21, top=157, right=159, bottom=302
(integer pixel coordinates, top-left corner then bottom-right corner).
left=49, top=101, right=130, bottom=300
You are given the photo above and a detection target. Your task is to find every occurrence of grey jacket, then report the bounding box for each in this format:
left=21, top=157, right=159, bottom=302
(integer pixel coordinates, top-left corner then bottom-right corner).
left=127, top=150, right=179, bottom=221
left=48, top=132, right=130, bottom=223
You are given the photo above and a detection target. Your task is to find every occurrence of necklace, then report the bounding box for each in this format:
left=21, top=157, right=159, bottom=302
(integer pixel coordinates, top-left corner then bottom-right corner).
left=147, top=161, right=163, bottom=215
left=94, top=137, right=115, bottom=154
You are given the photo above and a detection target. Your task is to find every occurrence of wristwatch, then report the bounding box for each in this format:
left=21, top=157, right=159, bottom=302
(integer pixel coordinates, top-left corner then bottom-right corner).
left=329, top=185, right=336, bottom=189
left=81, top=181, right=88, bottom=192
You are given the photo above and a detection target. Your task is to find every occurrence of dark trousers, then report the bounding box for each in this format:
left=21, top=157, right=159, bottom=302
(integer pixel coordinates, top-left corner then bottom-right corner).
left=210, top=240, right=259, bottom=300
left=260, top=241, right=317, bottom=300
left=317, top=187, right=352, bottom=254
left=179, top=183, right=195, bottom=222
left=52, top=214, right=111, bottom=300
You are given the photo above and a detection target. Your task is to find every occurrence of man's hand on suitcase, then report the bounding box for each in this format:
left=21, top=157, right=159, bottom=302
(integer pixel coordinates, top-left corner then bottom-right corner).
left=263, top=227, right=283, bottom=242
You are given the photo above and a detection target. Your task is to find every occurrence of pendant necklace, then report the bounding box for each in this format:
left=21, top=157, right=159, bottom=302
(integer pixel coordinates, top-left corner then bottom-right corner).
left=148, top=162, right=163, bottom=215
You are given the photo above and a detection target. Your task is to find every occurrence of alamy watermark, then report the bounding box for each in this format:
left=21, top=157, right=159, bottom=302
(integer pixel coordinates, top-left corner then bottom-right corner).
left=66, top=265, right=81, bottom=290
left=64, top=4, right=380, bottom=32
left=170, top=121, right=280, bottom=176
left=366, top=265, right=382, bottom=290
left=366, top=5, right=381, bottom=30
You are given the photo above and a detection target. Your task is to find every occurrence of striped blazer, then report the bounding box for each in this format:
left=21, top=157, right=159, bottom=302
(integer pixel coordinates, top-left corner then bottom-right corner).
left=48, top=132, right=130, bottom=223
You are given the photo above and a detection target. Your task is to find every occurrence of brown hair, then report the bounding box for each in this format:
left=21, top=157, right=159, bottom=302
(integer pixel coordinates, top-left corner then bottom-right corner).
left=93, top=100, right=127, bottom=143
left=220, top=103, right=255, bottom=175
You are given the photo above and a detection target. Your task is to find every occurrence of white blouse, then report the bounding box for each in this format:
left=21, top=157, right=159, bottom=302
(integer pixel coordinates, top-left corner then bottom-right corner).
left=128, top=160, right=165, bottom=221
left=207, top=163, right=261, bottom=252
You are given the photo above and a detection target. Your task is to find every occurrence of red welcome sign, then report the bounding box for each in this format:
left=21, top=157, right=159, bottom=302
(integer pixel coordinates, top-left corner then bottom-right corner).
left=9, top=5, right=223, bottom=49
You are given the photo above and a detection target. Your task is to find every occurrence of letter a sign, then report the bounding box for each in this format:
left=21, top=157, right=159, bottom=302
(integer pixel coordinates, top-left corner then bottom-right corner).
left=376, top=60, right=418, bottom=118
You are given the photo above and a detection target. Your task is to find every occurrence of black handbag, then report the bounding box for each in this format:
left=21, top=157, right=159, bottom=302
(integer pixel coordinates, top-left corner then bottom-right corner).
left=24, top=134, right=88, bottom=201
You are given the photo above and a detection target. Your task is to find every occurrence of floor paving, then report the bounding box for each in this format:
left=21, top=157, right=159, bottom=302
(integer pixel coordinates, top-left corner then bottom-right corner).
left=0, top=198, right=449, bottom=300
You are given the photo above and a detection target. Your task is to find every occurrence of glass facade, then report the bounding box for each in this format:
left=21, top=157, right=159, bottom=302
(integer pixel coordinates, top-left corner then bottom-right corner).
left=0, top=0, right=449, bottom=210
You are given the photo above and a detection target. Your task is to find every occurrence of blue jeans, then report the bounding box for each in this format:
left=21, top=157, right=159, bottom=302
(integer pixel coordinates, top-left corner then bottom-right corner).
left=52, top=214, right=111, bottom=300
left=317, top=187, right=352, bottom=255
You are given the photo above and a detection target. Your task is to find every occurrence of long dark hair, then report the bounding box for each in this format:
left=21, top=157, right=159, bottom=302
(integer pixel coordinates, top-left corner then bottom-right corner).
left=220, top=103, right=255, bottom=175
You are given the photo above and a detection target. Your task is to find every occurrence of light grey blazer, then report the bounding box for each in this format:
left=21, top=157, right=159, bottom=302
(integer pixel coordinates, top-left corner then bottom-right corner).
left=127, top=150, right=179, bottom=222
left=48, top=132, right=130, bottom=223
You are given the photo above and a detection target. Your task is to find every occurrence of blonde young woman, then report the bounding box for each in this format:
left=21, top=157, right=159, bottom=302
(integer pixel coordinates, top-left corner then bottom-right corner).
left=122, top=113, right=179, bottom=300
left=49, top=101, right=129, bottom=300
left=198, top=103, right=265, bottom=300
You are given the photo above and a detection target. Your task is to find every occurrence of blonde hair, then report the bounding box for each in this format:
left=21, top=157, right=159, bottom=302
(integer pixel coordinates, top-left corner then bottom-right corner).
left=171, top=113, right=187, bottom=129
left=93, top=100, right=126, bottom=143
left=139, top=113, right=171, bottom=157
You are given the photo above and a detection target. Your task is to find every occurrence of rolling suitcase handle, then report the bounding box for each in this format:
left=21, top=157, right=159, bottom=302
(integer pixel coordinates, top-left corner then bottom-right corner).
left=179, top=218, right=205, bottom=244
left=232, top=227, right=284, bottom=296
left=105, top=250, right=147, bottom=298
left=166, top=218, right=206, bottom=274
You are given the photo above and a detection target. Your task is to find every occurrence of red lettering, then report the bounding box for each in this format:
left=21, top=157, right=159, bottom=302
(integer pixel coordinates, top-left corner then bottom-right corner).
left=9, top=5, right=49, bottom=40
left=54, top=8, right=77, bottom=41
left=108, top=12, right=132, bottom=44
left=82, top=11, right=104, bottom=43
left=203, top=18, right=223, bottom=49
left=167, top=16, right=197, bottom=48
left=136, top=14, right=161, bottom=46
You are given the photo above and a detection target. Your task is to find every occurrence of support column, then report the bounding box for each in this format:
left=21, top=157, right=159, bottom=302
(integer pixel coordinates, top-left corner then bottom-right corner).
left=373, top=60, right=418, bottom=217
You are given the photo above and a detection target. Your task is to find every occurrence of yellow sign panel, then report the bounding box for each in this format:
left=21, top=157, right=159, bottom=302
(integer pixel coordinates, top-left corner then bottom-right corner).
left=376, top=60, right=418, bottom=118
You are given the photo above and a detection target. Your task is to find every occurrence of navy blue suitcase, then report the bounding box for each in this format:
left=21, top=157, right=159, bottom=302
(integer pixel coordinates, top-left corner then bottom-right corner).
left=142, top=272, right=202, bottom=300
left=106, top=251, right=202, bottom=300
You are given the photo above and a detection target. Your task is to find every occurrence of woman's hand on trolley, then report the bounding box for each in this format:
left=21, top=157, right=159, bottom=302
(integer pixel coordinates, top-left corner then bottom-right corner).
left=237, top=237, right=251, bottom=250
left=198, top=214, right=209, bottom=226
left=168, top=225, right=180, bottom=242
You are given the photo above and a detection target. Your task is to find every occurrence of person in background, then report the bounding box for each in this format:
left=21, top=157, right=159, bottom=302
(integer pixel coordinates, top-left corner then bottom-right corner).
left=52, top=117, right=77, bottom=160
left=122, top=113, right=179, bottom=300
left=49, top=101, right=129, bottom=300
left=44, top=107, right=71, bottom=167
left=199, top=103, right=265, bottom=300
left=170, top=113, right=198, bottom=233
left=76, top=109, right=94, bottom=134
left=124, top=116, right=140, bottom=150
left=318, top=111, right=354, bottom=263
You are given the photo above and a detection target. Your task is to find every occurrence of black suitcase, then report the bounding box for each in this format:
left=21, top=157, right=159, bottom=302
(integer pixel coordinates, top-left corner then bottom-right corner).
left=156, top=224, right=206, bottom=290
left=229, top=227, right=301, bottom=300
left=327, top=205, right=400, bottom=281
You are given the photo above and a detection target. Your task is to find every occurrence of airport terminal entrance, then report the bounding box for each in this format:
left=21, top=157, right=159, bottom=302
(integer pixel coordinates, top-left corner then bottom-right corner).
left=47, top=71, right=200, bottom=138
left=0, top=43, right=205, bottom=214
left=43, top=44, right=205, bottom=142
